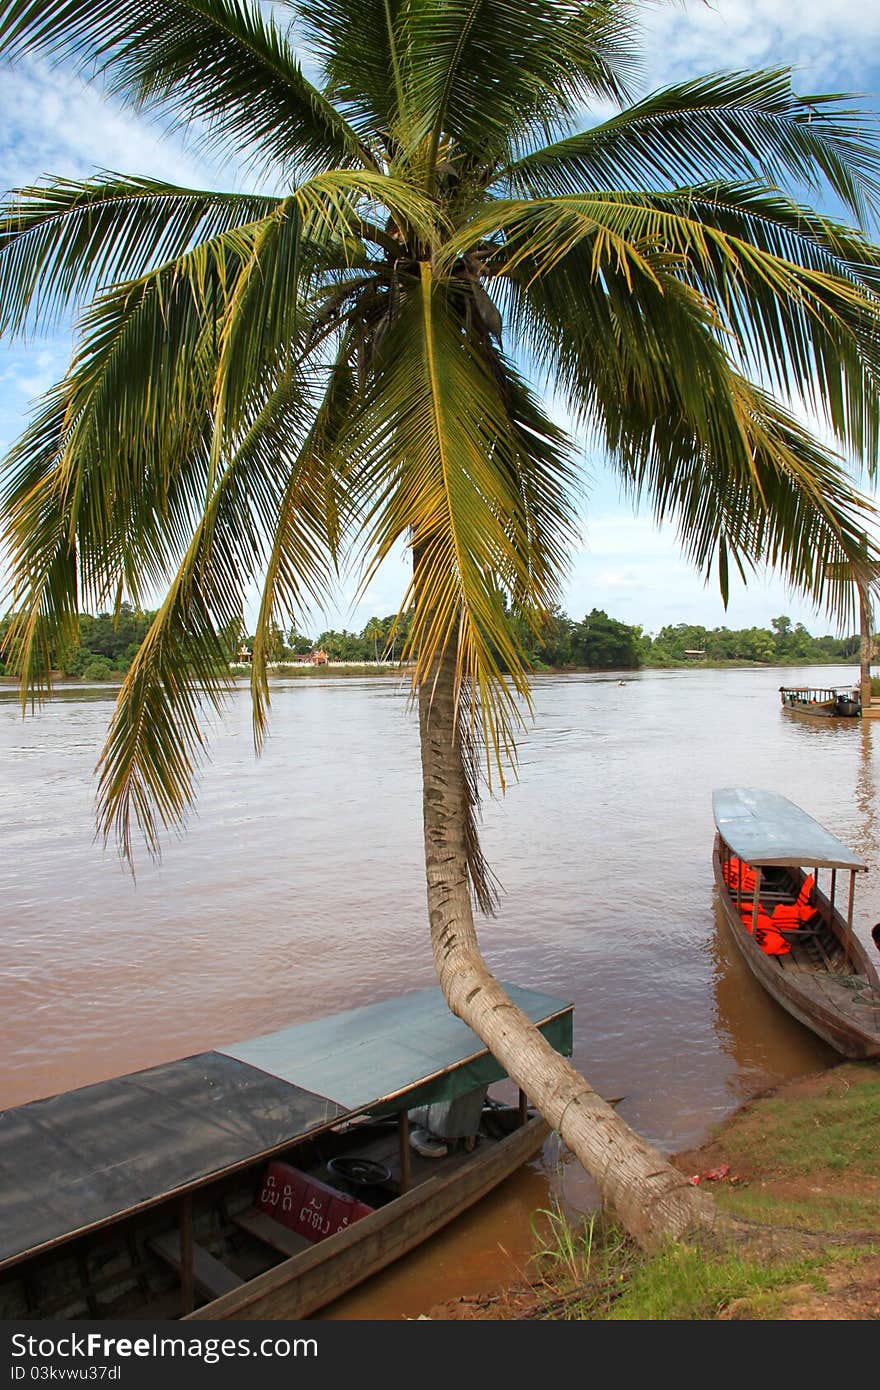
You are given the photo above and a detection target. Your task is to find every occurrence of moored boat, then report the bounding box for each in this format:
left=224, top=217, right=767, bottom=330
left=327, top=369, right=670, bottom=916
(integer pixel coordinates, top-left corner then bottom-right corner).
left=712, top=787, right=880, bottom=1058
left=779, top=685, right=861, bottom=717
left=0, top=984, right=572, bottom=1321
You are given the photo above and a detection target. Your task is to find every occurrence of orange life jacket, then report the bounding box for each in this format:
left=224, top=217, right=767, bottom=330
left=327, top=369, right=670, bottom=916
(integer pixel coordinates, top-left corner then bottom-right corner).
left=771, top=874, right=816, bottom=927
left=723, top=856, right=756, bottom=893
left=737, top=903, right=791, bottom=955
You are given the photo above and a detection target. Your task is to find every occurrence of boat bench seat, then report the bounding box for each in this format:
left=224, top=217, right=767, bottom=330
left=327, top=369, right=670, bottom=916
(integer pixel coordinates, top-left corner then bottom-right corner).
left=148, top=1231, right=244, bottom=1300
left=232, top=1206, right=312, bottom=1258
left=251, top=1160, right=374, bottom=1247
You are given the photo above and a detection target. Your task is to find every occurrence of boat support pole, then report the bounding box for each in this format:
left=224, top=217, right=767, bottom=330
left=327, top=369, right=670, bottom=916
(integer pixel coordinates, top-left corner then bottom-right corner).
left=518, top=1089, right=529, bottom=1126
left=397, top=1110, right=411, bottom=1195
left=751, top=867, right=762, bottom=935
left=180, top=1195, right=194, bottom=1316
left=846, top=871, right=856, bottom=968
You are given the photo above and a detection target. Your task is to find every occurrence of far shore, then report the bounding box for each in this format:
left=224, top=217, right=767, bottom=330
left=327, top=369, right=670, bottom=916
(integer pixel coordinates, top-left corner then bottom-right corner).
left=0, top=654, right=863, bottom=692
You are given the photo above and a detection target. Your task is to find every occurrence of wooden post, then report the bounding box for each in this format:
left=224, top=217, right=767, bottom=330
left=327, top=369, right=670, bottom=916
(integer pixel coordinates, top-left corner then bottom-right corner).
left=518, top=1088, right=529, bottom=1126
left=751, top=867, right=762, bottom=935
left=845, top=871, right=857, bottom=968
left=398, top=1110, right=411, bottom=1195
left=180, top=1195, right=194, bottom=1316
left=830, top=869, right=837, bottom=916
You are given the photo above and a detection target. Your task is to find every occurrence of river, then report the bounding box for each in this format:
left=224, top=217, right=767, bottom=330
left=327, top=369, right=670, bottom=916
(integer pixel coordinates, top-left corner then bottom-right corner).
left=2, top=663, right=877, bottom=1317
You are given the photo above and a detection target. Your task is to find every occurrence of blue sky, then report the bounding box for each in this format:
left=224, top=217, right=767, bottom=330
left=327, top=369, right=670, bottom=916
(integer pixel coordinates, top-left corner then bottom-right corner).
left=2, top=1, right=880, bottom=638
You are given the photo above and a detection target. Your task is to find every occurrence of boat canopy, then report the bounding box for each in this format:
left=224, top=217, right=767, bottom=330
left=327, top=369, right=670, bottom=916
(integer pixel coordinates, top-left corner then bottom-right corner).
left=0, top=984, right=572, bottom=1272
left=712, top=787, right=867, bottom=871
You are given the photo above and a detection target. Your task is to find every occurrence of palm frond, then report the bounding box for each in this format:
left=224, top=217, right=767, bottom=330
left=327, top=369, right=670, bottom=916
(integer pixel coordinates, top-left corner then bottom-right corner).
left=504, top=250, right=880, bottom=626
left=294, top=169, right=444, bottom=248
left=340, top=263, right=578, bottom=779
left=452, top=185, right=880, bottom=466
left=404, top=0, right=636, bottom=169
left=623, top=376, right=880, bottom=628
left=94, top=361, right=323, bottom=859
left=502, top=70, right=880, bottom=229
left=294, top=0, right=412, bottom=138
left=0, top=0, right=371, bottom=173
left=0, top=176, right=282, bottom=337
left=249, top=347, right=356, bottom=744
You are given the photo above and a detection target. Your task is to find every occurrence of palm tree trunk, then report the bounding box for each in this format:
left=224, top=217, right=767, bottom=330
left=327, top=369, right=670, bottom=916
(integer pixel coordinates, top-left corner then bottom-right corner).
left=416, top=639, right=718, bottom=1252
left=860, top=590, right=873, bottom=714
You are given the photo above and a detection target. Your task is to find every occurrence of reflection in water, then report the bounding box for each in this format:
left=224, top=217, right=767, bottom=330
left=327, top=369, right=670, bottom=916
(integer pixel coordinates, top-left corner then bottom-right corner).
left=854, top=721, right=880, bottom=873
left=2, top=662, right=878, bottom=1317
left=709, top=896, right=834, bottom=1097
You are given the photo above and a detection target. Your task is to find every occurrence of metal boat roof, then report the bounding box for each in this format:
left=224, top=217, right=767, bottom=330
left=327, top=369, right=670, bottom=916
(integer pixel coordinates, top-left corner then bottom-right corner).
left=0, top=984, right=572, bottom=1272
left=712, top=787, right=867, bottom=871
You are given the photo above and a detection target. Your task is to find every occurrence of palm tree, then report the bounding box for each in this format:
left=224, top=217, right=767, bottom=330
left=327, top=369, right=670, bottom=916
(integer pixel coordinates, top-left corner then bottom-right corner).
left=3, top=0, right=880, bottom=1250
left=363, top=616, right=384, bottom=662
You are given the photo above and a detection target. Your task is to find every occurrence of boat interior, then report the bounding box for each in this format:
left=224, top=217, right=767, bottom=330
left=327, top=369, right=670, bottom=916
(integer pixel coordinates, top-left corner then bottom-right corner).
left=721, top=857, right=880, bottom=1030
left=0, top=1091, right=528, bottom=1321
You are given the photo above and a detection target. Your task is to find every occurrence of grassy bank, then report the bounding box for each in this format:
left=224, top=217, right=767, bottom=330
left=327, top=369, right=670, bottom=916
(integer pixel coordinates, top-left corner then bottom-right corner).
left=427, top=1063, right=880, bottom=1321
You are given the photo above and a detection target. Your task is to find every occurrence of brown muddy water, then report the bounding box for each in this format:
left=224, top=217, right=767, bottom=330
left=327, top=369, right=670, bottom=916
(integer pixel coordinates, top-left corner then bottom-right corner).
left=2, top=664, right=879, bottom=1318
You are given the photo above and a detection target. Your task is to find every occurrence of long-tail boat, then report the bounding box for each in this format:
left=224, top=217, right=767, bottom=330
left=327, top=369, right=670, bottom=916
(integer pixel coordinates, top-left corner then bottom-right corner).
left=778, top=685, right=861, bottom=717
left=0, top=984, right=572, bottom=1321
left=712, top=787, right=880, bottom=1058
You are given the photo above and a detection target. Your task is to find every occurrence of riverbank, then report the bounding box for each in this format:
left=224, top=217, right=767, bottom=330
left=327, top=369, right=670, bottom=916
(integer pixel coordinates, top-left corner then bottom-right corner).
left=1, top=654, right=861, bottom=690
left=423, top=1061, right=880, bottom=1320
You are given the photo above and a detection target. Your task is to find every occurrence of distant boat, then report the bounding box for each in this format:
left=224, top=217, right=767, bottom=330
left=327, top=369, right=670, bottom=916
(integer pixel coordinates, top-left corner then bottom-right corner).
left=712, top=787, right=880, bottom=1058
left=0, top=984, right=572, bottom=1321
left=779, top=685, right=861, bottom=718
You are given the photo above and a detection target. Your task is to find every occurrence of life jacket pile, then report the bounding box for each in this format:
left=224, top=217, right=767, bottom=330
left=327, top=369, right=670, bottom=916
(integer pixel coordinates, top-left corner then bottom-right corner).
left=722, top=856, right=756, bottom=893
left=735, top=874, right=816, bottom=956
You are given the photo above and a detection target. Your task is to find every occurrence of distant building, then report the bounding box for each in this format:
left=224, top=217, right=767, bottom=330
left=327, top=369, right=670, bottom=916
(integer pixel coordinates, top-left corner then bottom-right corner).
left=293, top=649, right=329, bottom=666
left=238, top=645, right=252, bottom=664
left=683, top=649, right=706, bottom=660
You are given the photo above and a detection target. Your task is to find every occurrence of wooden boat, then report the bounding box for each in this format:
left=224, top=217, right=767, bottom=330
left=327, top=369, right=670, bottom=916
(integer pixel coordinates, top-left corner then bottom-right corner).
left=0, top=984, right=572, bottom=1321
left=712, top=788, right=880, bottom=1058
left=779, top=685, right=861, bottom=717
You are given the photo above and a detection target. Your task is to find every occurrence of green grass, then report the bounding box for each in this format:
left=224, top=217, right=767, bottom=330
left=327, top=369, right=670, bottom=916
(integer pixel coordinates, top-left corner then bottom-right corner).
left=525, top=1065, right=880, bottom=1319
left=703, top=1065, right=880, bottom=1179
left=601, top=1243, right=824, bottom=1321
left=527, top=1203, right=825, bottom=1320
left=714, top=1185, right=880, bottom=1233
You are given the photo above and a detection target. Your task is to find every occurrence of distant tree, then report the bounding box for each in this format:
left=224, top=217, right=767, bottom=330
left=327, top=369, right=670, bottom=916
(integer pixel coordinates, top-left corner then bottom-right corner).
left=363, top=617, right=384, bottom=662
left=287, top=628, right=315, bottom=656
left=571, top=609, right=641, bottom=668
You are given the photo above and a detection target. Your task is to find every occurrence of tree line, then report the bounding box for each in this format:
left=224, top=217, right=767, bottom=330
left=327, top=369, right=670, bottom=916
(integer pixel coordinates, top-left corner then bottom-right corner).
left=0, top=606, right=860, bottom=678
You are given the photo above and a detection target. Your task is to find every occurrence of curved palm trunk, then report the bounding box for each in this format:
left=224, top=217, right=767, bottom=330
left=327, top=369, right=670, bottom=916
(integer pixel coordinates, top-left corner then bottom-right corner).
left=417, top=641, right=718, bottom=1252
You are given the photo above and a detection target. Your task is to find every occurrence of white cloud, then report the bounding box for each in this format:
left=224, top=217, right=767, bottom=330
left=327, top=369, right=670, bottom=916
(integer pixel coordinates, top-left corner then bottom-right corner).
left=638, top=0, right=880, bottom=92
left=0, top=56, right=237, bottom=192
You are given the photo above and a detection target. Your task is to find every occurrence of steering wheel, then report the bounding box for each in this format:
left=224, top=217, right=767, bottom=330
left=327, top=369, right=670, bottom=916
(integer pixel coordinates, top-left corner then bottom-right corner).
left=326, top=1156, right=392, bottom=1187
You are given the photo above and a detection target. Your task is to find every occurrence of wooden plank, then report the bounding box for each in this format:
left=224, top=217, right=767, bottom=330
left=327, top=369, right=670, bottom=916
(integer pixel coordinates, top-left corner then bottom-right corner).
left=179, top=1195, right=194, bottom=1316
left=397, top=1110, right=411, bottom=1195
left=187, top=1115, right=549, bottom=1321
left=232, top=1209, right=312, bottom=1259
left=149, top=1232, right=244, bottom=1300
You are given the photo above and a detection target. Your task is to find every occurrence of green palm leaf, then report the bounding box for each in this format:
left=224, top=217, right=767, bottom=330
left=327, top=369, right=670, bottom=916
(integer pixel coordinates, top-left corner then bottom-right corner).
left=502, top=70, right=880, bottom=228
left=0, top=0, right=372, bottom=173
left=0, top=176, right=282, bottom=336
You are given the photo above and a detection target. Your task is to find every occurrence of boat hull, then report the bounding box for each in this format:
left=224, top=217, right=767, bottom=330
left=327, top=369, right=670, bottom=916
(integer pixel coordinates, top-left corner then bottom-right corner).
left=188, top=1113, right=549, bottom=1320
left=712, top=839, right=880, bottom=1059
